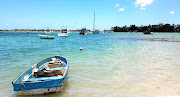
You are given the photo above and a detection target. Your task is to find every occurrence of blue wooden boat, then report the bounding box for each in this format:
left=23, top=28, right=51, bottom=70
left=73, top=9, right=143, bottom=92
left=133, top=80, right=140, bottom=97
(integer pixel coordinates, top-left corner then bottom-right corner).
left=12, top=56, right=69, bottom=95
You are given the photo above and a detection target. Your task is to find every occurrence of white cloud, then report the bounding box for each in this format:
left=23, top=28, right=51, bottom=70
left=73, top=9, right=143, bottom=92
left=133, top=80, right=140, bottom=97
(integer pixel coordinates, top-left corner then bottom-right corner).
left=119, top=8, right=124, bottom=11
left=140, top=7, right=145, bottom=10
left=115, top=4, right=119, bottom=7
left=135, top=0, right=153, bottom=9
left=170, top=11, right=175, bottom=14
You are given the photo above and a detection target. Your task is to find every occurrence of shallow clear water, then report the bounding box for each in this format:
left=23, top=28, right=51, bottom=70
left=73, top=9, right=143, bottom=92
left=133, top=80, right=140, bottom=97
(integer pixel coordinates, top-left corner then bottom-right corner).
left=0, top=32, right=180, bottom=97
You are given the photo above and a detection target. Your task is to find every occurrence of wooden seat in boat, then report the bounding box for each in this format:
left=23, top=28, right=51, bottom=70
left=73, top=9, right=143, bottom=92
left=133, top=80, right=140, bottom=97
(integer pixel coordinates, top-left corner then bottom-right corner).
left=47, top=59, right=63, bottom=68
left=33, top=69, right=66, bottom=78
left=53, top=70, right=66, bottom=76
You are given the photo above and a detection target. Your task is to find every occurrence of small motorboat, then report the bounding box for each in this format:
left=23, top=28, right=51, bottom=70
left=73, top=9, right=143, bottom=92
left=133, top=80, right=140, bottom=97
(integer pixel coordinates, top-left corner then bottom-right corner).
left=12, top=56, right=69, bottom=95
left=38, top=34, right=55, bottom=39
left=79, top=28, right=88, bottom=35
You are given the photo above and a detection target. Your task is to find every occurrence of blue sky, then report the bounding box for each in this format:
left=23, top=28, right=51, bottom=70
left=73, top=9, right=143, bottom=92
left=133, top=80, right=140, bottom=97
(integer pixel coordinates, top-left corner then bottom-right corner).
left=0, top=0, right=179, bottom=30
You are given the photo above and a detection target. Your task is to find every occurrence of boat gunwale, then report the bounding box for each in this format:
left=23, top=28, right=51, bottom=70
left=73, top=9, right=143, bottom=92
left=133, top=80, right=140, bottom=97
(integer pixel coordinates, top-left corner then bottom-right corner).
left=12, top=55, right=69, bottom=85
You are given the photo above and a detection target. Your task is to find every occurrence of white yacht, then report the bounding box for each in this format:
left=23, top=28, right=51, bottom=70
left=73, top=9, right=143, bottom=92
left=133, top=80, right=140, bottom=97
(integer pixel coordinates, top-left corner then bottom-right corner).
left=58, top=26, right=69, bottom=37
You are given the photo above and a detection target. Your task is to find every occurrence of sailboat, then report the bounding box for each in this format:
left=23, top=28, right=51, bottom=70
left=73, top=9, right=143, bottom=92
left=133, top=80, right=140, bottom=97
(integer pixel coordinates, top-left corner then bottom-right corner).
left=58, top=26, right=69, bottom=37
left=93, top=11, right=99, bottom=34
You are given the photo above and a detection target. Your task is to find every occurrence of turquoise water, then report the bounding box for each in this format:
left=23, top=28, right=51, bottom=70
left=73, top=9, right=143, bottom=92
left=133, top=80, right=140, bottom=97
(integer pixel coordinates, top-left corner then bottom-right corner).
left=0, top=32, right=180, bottom=97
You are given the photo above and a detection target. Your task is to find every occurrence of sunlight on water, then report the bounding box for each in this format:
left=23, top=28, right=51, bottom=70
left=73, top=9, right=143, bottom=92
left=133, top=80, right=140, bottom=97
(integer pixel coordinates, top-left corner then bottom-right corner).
left=0, top=32, right=180, bottom=97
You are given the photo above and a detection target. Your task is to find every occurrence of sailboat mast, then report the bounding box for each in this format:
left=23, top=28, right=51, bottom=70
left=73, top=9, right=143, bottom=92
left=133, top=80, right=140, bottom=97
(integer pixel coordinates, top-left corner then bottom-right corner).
left=93, top=11, right=95, bottom=31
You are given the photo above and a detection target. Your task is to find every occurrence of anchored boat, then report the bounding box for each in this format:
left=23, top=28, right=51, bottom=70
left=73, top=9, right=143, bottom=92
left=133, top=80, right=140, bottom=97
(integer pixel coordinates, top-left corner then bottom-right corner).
left=38, top=34, right=55, bottom=39
left=58, top=26, right=69, bottom=37
left=79, top=28, right=88, bottom=35
left=12, top=56, right=69, bottom=95
left=38, top=27, right=54, bottom=39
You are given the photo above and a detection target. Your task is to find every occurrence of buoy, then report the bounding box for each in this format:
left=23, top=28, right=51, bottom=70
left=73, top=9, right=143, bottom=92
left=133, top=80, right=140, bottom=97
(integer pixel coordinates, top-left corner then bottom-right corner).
left=80, top=47, right=83, bottom=50
left=20, top=40, right=22, bottom=42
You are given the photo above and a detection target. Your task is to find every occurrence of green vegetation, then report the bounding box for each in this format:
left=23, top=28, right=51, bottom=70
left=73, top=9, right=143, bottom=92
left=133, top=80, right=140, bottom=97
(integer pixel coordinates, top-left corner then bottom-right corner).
left=113, top=24, right=180, bottom=32
left=0, top=29, right=81, bottom=32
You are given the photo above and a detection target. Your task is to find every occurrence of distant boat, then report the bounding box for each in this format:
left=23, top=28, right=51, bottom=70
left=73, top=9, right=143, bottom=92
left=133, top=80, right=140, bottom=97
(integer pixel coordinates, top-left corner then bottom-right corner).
left=58, top=26, right=69, bottom=37
left=39, top=27, right=54, bottom=39
left=93, top=11, right=100, bottom=34
left=143, top=28, right=153, bottom=34
left=79, top=28, right=88, bottom=35
left=133, top=30, right=138, bottom=33
left=45, top=27, right=51, bottom=34
left=0, top=31, right=3, bottom=33
left=38, top=34, right=54, bottom=39
left=12, top=56, right=69, bottom=95
left=143, top=31, right=153, bottom=34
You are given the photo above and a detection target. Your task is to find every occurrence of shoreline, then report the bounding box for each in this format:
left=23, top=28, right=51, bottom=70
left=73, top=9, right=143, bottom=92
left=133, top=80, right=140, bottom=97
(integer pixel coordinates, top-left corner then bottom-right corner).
left=1, top=31, right=180, bottom=33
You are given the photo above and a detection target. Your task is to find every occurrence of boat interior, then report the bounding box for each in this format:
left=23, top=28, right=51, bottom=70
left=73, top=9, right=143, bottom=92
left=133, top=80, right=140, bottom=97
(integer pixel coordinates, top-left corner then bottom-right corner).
left=32, top=58, right=66, bottom=78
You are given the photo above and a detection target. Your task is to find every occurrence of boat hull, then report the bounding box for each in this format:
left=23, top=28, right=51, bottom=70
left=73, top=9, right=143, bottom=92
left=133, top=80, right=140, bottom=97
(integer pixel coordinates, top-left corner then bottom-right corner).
left=58, top=33, right=69, bottom=37
left=38, top=34, right=54, bottom=39
left=17, top=83, right=64, bottom=95
left=79, top=32, right=88, bottom=35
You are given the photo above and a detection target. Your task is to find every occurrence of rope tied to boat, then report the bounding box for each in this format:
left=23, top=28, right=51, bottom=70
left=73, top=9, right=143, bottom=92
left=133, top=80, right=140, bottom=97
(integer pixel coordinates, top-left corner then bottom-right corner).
left=21, top=82, right=26, bottom=90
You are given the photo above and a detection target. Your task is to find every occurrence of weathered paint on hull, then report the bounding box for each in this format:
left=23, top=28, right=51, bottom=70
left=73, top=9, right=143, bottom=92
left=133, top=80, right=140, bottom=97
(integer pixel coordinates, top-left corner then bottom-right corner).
left=17, top=84, right=64, bottom=95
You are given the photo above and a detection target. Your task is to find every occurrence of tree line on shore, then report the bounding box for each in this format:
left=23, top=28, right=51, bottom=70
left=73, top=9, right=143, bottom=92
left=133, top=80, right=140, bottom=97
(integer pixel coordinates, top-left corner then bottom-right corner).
left=0, top=29, right=82, bottom=32
left=1, top=23, right=180, bottom=33
left=113, top=24, right=180, bottom=32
